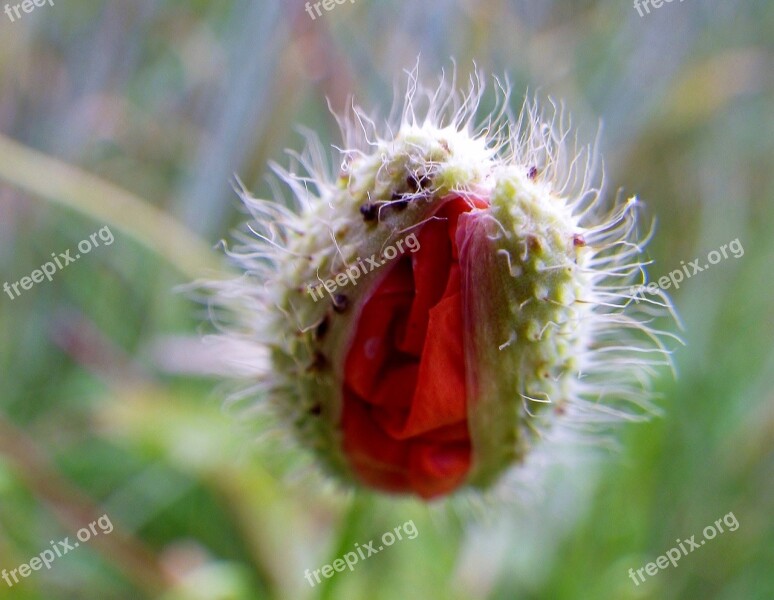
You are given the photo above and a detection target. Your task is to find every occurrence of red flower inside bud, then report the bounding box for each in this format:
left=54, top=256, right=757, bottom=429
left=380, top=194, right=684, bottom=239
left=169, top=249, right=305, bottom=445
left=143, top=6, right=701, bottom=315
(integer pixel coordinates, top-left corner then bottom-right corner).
left=342, top=195, right=489, bottom=499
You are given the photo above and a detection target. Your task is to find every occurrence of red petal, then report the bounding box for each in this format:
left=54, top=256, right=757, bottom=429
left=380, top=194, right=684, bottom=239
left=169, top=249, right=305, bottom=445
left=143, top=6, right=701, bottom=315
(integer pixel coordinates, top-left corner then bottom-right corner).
left=344, top=260, right=414, bottom=400
left=342, top=195, right=488, bottom=498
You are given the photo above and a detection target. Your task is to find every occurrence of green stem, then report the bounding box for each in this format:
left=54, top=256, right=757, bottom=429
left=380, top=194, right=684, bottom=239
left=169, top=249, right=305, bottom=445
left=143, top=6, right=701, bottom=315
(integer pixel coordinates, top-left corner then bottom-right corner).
left=317, top=492, right=373, bottom=600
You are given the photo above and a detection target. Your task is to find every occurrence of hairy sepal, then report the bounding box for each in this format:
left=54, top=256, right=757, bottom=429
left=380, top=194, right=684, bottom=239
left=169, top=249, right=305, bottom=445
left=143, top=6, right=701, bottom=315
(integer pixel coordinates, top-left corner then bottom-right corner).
left=460, top=170, right=591, bottom=488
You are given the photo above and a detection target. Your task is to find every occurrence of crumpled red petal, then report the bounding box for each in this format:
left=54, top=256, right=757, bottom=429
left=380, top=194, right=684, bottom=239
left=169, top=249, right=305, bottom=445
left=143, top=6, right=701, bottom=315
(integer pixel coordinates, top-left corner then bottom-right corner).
left=342, top=196, right=486, bottom=498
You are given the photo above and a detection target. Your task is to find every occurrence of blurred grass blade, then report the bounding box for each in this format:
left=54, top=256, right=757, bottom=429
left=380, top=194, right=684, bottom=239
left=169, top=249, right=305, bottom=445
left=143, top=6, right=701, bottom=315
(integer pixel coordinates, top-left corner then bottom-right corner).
left=0, top=133, right=227, bottom=280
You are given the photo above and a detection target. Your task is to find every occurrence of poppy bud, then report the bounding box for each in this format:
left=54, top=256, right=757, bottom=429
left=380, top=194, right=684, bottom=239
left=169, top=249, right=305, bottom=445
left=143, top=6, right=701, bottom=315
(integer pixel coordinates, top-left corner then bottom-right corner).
left=206, top=68, right=674, bottom=500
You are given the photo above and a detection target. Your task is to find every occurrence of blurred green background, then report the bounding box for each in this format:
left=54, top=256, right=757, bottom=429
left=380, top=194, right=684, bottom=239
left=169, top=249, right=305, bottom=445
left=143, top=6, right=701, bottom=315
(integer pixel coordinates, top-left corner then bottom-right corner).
left=0, top=1, right=772, bottom=598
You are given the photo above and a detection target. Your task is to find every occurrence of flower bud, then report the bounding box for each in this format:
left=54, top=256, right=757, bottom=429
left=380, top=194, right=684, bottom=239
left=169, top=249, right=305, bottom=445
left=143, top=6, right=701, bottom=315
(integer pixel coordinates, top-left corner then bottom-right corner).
left=206, top=68, right=674, bottom=500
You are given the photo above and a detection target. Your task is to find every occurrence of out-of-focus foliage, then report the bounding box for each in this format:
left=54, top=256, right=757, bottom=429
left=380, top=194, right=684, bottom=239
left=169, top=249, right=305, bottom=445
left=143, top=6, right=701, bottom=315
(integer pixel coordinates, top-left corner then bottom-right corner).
left=0, top=1, right=772, bottom=598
